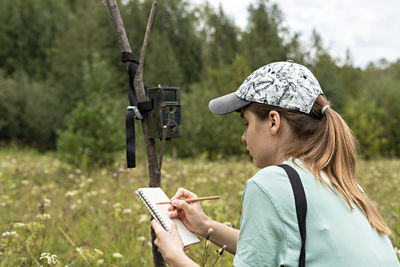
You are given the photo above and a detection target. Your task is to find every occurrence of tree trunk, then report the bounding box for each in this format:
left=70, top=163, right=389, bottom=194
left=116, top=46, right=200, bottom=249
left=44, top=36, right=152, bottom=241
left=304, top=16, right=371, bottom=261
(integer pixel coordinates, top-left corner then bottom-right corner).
left=104, top=1, right=165, bottom=266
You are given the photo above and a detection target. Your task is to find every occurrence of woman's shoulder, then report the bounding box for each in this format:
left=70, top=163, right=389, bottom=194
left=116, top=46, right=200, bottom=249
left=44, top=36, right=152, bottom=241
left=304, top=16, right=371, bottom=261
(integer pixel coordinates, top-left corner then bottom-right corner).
left=248, top=161, right=304, bottom=189
left=245, top=159, right=315, bottom=206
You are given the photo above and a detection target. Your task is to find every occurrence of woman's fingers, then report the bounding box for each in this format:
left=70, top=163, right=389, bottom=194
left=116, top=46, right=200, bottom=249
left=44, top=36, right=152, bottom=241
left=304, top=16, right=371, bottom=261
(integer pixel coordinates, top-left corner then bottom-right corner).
left=151, top=219, right=163, bottom=234
left=171, top=187, right=197, bottom=201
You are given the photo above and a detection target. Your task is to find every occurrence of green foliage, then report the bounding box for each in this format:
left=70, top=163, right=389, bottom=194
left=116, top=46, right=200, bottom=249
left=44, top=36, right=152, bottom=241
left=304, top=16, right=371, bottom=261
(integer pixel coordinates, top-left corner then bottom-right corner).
left=201, top=4, right=240, bottom=68
left=0, top=147, right=399, bottom=264
left=57, top=55, right=124, bottom=168
left=56, top=98, right=124, bottom=169
left=0, top=0, right=400, bottom=160
left=0, top=0, right=69, bottom=79
left=0, top=71, right=65, bottom=149
left=241, top=0, right=288, bottom=69
left=343, top=96, right=386, bottom=158
left=169, top=55, right=251, bottom=158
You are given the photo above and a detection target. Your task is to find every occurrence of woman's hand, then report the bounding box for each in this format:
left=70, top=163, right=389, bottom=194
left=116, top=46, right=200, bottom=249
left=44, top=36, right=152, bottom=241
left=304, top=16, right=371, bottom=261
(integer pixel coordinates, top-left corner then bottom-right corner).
left=151, top=220, right=199, bottom=266
left=168, top=188, right=211, bottom=237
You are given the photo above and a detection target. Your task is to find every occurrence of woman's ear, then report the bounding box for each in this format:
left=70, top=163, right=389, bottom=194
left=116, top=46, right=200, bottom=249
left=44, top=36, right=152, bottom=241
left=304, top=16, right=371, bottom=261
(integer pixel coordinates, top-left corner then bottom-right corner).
left=268, top=111, right=281, bottom=135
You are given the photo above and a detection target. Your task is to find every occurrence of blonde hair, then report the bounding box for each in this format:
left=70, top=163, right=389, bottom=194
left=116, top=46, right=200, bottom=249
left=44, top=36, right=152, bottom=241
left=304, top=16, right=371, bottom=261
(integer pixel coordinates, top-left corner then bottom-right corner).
left=247, top=95, right=391, bottom=235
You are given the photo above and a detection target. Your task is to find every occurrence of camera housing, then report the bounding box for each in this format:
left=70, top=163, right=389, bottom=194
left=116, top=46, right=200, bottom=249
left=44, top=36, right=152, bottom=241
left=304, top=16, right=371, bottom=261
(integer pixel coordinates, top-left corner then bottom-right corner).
left=147, top=86, right=181, bottom=139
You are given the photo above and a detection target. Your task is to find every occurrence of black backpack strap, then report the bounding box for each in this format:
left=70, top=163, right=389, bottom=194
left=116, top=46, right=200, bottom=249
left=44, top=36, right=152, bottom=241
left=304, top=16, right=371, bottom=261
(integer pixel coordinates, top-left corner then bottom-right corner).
left=278, top=164, right=307, bottom=267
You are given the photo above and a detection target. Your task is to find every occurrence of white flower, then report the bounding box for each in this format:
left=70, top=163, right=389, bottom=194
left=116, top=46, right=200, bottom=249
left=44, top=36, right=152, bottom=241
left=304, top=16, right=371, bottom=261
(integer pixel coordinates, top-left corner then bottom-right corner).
left=13, top=223, right=25, bottom=229
left=65, top=190, right=79, bottom=197
left=94, top=248, right=104, bottom=255
left=36, top=213, right=51, bottom=220
left=137, top=236, right=146, bottom=242
left=97, top=259, right=104, bottom=265
left=40, top=252, right=58, bottom=265
left=76, top=247, right=84, bottom=256
left=112, top=252, right=123, bottom=259
left=43, top=198, right=51, bottom=207
left=2, top=231, right=18, bottom=237
left=139, top=214, right=149, bottom=223
left=113, top=203, right=122, bottom=209
left=122, top=208, right=132, bottom=214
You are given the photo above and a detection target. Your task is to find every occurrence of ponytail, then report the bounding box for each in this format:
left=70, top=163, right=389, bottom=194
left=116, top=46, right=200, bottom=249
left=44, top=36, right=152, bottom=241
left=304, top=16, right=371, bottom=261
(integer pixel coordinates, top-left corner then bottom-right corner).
left=248, top=96, right=391, bottom=235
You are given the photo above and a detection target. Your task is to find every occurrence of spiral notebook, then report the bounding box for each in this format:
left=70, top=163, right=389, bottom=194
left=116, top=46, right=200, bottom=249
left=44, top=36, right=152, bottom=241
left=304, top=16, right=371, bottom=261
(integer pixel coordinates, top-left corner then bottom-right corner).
left=136, top=187, right=200, bottom=246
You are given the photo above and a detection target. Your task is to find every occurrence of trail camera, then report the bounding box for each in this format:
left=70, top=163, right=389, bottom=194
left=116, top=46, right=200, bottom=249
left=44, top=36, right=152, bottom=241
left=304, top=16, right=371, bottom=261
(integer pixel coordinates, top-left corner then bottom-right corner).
left=147, top=86, right=181, bottom=139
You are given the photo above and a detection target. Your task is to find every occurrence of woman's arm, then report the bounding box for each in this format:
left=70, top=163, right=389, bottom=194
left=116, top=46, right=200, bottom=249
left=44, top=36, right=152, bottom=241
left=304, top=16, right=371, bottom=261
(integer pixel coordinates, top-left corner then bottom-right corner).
left=199, top=217, right=239, bottom=254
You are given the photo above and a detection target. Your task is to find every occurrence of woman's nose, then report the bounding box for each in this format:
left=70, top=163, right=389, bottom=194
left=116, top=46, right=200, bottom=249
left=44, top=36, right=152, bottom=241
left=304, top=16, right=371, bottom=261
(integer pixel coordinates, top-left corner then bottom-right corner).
left=241, top=131, right=246, bottom=142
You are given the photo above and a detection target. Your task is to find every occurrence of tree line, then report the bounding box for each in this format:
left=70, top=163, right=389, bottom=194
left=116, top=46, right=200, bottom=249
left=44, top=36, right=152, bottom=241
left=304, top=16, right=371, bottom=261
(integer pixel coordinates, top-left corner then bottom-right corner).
left=0, top=0, right=399, bottom=167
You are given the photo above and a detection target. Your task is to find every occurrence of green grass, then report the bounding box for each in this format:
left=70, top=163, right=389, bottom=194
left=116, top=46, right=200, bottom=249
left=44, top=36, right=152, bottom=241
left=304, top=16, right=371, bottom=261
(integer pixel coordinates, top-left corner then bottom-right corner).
left=0, top=147, right=399, bottom=266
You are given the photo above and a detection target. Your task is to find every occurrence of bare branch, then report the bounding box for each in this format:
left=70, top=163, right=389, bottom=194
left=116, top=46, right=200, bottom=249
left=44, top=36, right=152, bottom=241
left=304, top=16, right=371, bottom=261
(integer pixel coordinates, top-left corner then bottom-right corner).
left=134, top=0, right=158, bottom=102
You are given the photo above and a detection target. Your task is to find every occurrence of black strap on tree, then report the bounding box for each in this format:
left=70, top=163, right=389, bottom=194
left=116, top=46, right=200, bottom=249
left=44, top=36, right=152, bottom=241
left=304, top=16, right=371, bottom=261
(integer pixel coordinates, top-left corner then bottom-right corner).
left=121, top=52, right=153, bottom=168
left=278, top=164, right=307, bottom=267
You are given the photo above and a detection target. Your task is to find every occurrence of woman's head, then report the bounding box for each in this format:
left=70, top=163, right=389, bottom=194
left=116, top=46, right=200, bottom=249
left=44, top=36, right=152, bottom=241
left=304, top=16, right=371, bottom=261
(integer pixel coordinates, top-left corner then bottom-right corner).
left=209, top=60, right=391, bottom=235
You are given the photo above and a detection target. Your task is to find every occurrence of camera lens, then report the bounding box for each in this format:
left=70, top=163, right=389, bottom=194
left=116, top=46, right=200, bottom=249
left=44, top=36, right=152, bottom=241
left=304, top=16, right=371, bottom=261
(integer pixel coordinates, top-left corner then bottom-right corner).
left=168, top=121, right=176, bottom=131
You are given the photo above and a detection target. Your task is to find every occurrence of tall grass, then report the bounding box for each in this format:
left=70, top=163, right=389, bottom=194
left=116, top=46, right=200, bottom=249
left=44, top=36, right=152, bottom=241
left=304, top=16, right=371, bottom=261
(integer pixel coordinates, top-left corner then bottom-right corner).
left=0, top=147, right=399, bottom=266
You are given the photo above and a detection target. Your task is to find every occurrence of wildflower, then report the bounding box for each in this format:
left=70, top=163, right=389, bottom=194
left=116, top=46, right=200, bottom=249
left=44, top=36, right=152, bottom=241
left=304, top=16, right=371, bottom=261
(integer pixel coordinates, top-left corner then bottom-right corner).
left=43, top=198, right=52, bottom=207
left=76, top=247, right=84, bottom=256
left=36, top=213, right=51, bottom=220
left=65, top=190, right=79, bottom=197
left=2, top=231, right=18, bottom=238
left=139, top=214, right=149, bottom=223
left=137, top=236, right=146, bottom=242
left=113, top=202, right=122, bottom=209
left=40, top=252, right=58, bottom=265
left=101, top=200, right=108, bottom=205
left=206, top=228, right=214, bottom=240
left=217, top=245, right=227, bottom=256
left=94, top=248, right=104, bottom=255
left=97, top=259, right=105, bottom=265
left=123, top=208, right=132, bottom=214
left=112, top=252, right=123, bottom=259
left=21, top=180, right=29, bottom=185
left=13, top=222, right=25, bottom=229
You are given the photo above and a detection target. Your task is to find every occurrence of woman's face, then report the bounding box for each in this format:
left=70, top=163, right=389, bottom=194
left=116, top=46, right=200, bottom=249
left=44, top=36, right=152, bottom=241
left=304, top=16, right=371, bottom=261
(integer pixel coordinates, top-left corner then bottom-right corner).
left=241, top=109, right=282, bottom=168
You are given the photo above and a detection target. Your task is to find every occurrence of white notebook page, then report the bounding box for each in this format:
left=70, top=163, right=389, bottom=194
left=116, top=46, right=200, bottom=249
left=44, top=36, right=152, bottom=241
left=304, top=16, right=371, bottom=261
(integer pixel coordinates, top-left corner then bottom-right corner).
left=136, top=187, right=200, bottom=246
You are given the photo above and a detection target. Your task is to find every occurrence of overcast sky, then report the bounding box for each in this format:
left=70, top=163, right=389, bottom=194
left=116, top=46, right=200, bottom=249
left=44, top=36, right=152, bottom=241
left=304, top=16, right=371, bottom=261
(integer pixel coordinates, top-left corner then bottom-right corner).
left=192, top=0, right=400, bottom=68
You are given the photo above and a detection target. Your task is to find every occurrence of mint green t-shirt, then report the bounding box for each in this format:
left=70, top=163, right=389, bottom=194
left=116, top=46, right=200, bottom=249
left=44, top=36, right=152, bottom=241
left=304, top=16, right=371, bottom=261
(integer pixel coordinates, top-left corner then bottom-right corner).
left=234, top=159, right=399, bottom=267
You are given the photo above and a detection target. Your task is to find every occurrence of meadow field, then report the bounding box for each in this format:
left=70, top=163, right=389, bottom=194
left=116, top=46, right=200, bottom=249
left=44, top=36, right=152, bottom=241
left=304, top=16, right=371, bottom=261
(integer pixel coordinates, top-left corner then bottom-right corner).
left=0, top=147, right=399, bottom=266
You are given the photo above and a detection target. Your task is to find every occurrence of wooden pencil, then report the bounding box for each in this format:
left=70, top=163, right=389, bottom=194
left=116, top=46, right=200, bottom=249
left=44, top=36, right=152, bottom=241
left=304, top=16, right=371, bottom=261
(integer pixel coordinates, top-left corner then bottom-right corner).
left=156, top=196, right=220, bottom=205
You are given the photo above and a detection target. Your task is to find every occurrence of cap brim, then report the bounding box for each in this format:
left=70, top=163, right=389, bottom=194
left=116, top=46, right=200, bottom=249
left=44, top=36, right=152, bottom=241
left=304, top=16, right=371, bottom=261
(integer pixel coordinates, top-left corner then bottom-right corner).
left=209, top=92, right=251, bottom=115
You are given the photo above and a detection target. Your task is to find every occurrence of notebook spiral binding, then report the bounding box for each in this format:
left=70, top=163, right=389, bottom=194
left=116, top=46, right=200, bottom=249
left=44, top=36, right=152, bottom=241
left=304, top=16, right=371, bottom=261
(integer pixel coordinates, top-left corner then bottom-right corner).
left=136, top=190, right=169, bottom=231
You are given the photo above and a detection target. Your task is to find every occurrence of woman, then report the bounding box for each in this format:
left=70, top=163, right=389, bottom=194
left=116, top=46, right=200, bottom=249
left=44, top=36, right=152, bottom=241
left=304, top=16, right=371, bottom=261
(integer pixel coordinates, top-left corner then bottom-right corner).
left=151, top=61, right=399, bottom=266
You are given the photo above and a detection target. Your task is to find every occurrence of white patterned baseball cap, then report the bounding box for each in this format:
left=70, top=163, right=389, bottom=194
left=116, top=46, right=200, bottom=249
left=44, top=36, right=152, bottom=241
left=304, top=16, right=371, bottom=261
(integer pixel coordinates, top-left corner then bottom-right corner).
left=209, top=60, right=324, bottom=114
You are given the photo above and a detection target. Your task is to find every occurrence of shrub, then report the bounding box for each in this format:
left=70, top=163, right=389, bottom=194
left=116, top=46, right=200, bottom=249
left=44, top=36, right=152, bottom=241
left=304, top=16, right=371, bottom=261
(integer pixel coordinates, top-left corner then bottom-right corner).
left=57, top=95, right=124, bottom=169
